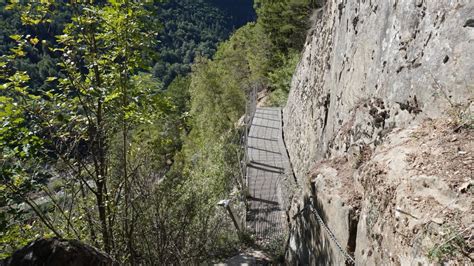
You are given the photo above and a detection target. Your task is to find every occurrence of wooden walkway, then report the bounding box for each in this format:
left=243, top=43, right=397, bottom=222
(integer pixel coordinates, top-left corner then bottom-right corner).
left=246, top=107, right=291, bottom=242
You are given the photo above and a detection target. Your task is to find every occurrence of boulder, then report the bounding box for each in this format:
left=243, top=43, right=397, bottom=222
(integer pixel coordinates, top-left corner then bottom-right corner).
left=1, top=238, right=117, bottom=266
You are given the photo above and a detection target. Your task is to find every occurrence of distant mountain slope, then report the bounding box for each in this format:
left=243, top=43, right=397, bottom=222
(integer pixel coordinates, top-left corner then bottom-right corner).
left=0, top=1, right=256, bottom=90
left=153, top=0, right=256, bottom=87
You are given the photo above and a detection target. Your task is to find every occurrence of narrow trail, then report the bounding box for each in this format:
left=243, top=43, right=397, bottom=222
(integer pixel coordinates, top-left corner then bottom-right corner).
left=245, top=107, right=291, bottom=243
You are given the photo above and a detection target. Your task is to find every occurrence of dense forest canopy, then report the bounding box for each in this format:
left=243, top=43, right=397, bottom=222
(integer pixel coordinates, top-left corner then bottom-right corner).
left=0, top=0, right=314, bottom=264
left=153, top=0, right=256, bottom=86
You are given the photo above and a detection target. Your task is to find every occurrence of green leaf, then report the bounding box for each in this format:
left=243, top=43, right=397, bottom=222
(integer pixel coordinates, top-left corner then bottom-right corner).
left=10, top=46, right=25, bottom=57
left=1, top=83, right=11, bottom=90
left=5, top=3, right=17, bottom=11
left=29, top=37, right=39, bottom=45
left=9, top=34, right=22, bottom=42
left=104, top=91, right=121, bottom=103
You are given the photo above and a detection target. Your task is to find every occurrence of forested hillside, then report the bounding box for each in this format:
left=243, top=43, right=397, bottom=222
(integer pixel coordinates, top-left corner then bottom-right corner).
left=0, top=0, right=315, bottom=264
left=153, top=0, right=255, bottom=86
left=0, top=0, right=254, bottom=91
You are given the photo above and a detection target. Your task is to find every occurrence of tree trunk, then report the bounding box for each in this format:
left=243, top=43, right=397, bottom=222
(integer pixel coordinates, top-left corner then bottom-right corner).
left=96, top=181, right=110, bottom=253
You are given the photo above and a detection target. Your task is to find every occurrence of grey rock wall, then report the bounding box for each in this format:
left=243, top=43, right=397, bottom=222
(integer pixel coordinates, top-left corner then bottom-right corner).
left=284, top=0, right=473, bottom=183
left=283, top=0, right=474, bottom=264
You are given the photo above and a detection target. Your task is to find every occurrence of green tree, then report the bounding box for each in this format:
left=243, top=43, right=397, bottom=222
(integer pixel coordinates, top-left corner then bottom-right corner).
left=254, top=0, right=314, bottom=53
left=267, top=50, right=300, bottom=106
left=1, top=1, right=160, bottom=263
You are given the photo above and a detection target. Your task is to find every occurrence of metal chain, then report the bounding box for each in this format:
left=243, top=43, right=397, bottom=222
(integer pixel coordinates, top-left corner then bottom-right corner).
left=241, top=87, right=354, bottom=263
left=308, top=204, right=356, bottom=265
left=290, top=200, right=356, bottom=265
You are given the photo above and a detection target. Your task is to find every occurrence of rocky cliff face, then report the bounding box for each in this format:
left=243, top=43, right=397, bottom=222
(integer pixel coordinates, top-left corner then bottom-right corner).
left=283, top=0, right=473, bottom=264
